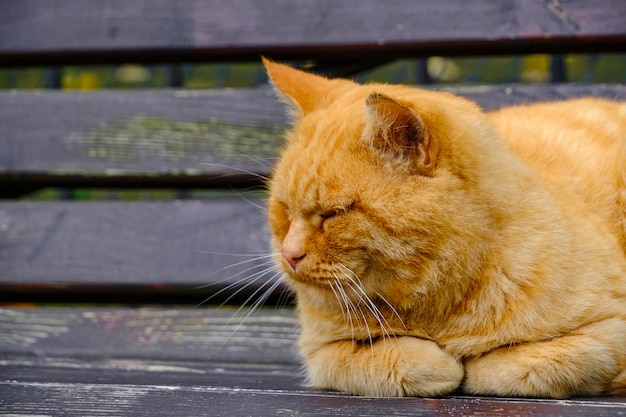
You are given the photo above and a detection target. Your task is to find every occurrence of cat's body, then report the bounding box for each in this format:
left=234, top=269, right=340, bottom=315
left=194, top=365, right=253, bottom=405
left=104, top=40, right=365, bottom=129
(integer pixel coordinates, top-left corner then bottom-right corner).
left=264, top=59, right=626, bottom=398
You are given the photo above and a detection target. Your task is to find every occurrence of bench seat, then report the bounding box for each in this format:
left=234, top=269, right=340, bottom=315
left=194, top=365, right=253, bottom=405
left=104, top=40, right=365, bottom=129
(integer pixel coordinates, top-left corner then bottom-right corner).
left=2, top=308, right=625, bottom=416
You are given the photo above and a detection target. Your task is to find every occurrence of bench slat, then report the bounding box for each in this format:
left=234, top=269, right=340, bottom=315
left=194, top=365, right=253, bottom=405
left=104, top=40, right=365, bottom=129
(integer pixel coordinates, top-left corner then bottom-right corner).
left=2, top=0, right=626, bottom=66
left=0, top=200, right=279, bottom=304
left=2, top=85, right=625, bottom=196
left=1, top=308, right=624, bottom=416
left=0, top=308, right=298, bottom=363
left=0, top=88, right=286, bottom=196
left=2, top=381, right=624, bottom=417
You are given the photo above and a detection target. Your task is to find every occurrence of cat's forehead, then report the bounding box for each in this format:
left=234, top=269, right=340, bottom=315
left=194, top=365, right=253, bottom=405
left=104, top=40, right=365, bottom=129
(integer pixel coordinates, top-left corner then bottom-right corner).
left=273, top=119, right=363, bottom=210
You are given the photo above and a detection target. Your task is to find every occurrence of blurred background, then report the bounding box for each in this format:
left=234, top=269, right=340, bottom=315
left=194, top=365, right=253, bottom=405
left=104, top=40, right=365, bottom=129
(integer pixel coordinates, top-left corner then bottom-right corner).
left=2, top=54, right=625, bottom=90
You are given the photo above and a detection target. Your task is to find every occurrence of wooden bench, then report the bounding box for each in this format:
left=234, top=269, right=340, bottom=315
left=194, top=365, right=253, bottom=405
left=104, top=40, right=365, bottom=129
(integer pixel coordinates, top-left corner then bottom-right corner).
left=1, top=1, right=626, bottom=415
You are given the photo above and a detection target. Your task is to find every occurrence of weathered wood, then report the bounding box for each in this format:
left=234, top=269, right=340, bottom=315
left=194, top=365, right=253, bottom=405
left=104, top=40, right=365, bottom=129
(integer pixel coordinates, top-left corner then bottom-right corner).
left=2, top=85, right=625, bottom=196
left=1, top=308, right=624, bottom=416
left=2, top=0, right=626, bottom=67
left=2, top=382, right=625, bottom=417
left=0, top=88, right=287, bottom=196
left=0, top=308, right=299, bottom=363
left=0, top=201, right=285, bottom=304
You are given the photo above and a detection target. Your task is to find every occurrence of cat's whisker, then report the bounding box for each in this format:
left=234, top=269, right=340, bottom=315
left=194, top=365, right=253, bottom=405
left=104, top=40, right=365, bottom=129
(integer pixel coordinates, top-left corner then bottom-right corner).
left=333, top=275, right=361, bottom=342
left=346, top=282, right=376, bottom=364
left=335, top=272, right=378, bottom=350
left=338, top=263, right=396, bottom=342
left=195, top=262, right=279, bottom=308
left=200, top=162, right=270, bottom=182
left=374, top=290, right=408, bottom=331
left=228, top=188, right=268, bottom=211
left=328, top=279, right=347, bottom=320
left=194, top=255, right=279, bottom=289
left=206, top=272, right=286, bottom=360
left=333, top=279, right=356, bottom=340
left=197, top=251, right=275, bottom=258
left=222, top=147, right=277, bottom=172
left=230, top=264, right=283, bottom=305
left=235, top=272, right=286, bottom=322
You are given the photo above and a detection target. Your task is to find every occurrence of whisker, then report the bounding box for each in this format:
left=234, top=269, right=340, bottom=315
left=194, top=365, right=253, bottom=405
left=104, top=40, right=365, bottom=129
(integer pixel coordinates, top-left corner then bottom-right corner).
left=338, top=263, right=397, bottom=342
left=239, top=271, right=285, bottom=311
left=336, top=281, right=357, bottom=341
left=197, top=251, right=276, bottom=258
left=201, top=162, right=270, bottom=182
left=194, top=255, right=279, bottom=289
left=374, top=290, right=408, bottom=331
left=206, top=272, right=287, bottom=360
left=229, top=187, right=268, bottom=211
left=347, top=282, right=376, bottom=367
left=329, top=277, right=348, bottom=321
left=238, top=273, right=286, bottom=319
left=195, top=263, right=278, bottom=307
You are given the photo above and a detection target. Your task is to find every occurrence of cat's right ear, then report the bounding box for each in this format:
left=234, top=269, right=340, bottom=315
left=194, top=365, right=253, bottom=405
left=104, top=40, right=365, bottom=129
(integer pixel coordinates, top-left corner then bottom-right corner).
left=364, top=93, right=436, bottom=176
left=263, top=57, right=349, bottom=117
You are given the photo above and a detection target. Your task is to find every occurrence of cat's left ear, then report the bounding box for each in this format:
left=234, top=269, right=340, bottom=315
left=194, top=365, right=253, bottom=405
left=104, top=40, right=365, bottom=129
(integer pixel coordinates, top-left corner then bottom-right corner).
left=364, top=93, right=436, bottom=176
left=263, top=57, right=352, bottom=118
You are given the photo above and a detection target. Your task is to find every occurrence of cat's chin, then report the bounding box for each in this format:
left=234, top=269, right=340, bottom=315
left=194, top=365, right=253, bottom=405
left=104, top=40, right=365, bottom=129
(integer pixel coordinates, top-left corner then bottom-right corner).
left=285, top=274, right=335, bottom=290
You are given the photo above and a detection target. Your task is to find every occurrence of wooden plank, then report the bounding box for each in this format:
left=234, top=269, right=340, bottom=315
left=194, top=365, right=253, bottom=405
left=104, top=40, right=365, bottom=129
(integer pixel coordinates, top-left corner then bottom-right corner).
left=0, top=88, right=287, bottom=195
left=0, top=201, right=284, bottom=304
left=2, top=382, right=625, bottom=417
left=2, top=85, right=625, bottom=195
left=1, top=308, right=624, bottom=416
left=2, top=0, right=626, bottom=66
left=0, top=308, right=299, bottom=363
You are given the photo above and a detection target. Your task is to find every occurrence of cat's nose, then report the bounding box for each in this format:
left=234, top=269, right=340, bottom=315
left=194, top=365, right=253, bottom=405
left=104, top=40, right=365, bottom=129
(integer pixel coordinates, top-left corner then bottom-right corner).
left=282, top=218, right=307, bottom=271
left=281, top=246, right=306, bottom=271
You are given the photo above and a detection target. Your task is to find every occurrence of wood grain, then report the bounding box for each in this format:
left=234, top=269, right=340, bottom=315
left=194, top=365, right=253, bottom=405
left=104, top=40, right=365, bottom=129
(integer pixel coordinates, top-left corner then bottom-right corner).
left=1, top=308, right=624, bottom=416
left=2, top=0, right=626, bottom=66
left=0, top=200, right=286, bottom=303
left=0, top=308, right=299, bottom=363
left=2, top=85, right=625, bottom=195
left=2, top=381, right=625, bottom=416
left=0, top=88, right=287, bottom=195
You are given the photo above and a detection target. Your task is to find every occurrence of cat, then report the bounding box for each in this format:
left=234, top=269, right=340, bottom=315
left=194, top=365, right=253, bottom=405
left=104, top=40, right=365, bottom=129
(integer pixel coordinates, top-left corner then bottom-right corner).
left=263, top=58, right=626, bottom=398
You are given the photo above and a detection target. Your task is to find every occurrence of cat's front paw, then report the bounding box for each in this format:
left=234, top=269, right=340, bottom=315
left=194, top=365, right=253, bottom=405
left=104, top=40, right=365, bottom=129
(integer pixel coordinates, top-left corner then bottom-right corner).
left=463, top=338, right=616, bottom=397
left=392, top=337, right=465, bottom=397
left=306, top=337, right=464, bottom=397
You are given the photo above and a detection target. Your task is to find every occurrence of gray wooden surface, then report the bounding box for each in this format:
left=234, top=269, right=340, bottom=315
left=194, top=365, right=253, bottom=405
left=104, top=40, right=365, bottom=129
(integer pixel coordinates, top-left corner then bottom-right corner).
left=1, top=308, right=625, bottom=416
left=0, top=200, right=279, bottom=304
left=2, top=0, right=626, bottom=66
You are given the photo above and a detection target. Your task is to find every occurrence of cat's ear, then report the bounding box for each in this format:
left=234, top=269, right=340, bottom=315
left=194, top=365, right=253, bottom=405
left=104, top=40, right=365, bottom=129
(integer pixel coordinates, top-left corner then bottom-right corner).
left=364, top=93, right=435, bottom=176
left=263, top=57, right=350, bottom=117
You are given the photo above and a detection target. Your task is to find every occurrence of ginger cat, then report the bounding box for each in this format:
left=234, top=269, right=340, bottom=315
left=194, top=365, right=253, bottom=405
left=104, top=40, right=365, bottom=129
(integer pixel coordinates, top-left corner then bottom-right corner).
left=264, top=59, right=626, bottom=398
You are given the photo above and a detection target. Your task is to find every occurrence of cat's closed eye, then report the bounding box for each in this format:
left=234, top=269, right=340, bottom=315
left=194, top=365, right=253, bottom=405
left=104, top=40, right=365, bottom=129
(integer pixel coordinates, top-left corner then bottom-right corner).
left=320, top=202, right=355, bottom=223
left=320, top=208, right=341, bottom=219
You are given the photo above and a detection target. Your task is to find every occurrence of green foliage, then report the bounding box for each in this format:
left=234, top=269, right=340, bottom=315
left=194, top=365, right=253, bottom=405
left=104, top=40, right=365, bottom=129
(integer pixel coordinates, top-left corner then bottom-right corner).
left=2, top=55, right=624, bottom=89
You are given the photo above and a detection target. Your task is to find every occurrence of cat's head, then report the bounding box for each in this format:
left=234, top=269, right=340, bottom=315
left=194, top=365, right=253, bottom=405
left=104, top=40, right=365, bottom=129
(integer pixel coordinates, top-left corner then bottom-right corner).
left=264, top=59, right=501, bottom=310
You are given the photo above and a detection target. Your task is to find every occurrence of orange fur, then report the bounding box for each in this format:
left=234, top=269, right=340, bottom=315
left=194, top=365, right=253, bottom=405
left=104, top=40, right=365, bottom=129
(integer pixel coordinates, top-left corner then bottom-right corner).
left=264, top=59, right=626, bottom=398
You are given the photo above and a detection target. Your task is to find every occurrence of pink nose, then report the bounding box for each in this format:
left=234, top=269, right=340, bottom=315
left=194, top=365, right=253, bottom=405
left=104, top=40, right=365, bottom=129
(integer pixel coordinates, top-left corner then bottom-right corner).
left=281, top=247, right=306, bottom=271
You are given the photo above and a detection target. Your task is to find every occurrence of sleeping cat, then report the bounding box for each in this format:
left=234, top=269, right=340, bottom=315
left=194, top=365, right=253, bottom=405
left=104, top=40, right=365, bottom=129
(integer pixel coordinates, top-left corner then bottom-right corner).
left=263, top=58, right=626, bottom=398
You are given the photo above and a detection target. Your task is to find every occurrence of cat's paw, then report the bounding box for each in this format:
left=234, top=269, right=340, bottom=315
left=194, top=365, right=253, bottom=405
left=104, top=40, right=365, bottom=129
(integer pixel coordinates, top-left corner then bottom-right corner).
left=391, top=337, right=465, bottom=397
left=307, top=337, right=464, bottom=397
left=463, top=339, right=616, bottom=397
